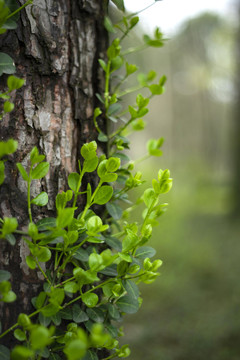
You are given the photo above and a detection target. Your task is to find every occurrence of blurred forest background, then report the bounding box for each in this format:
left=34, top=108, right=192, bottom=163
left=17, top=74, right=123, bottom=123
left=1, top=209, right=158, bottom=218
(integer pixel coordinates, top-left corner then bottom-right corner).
left=111, top=2, right=240, bottom=360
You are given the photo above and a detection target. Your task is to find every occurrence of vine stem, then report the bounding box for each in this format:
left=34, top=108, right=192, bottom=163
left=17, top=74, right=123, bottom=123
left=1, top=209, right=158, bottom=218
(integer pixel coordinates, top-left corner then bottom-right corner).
left=6, top=0, right=33, bottom=20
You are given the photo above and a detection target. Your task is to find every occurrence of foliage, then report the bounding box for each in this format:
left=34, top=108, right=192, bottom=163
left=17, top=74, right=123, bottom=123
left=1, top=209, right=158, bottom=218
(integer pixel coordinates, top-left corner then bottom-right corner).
left=0, top=1, right=171, bottom=359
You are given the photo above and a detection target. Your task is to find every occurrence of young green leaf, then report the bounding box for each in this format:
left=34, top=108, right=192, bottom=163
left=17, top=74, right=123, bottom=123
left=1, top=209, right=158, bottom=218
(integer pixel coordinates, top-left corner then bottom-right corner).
left=7, top=75, right=25, bottom=91
left=3, top=101, right=14, bottom=113
left=68, top=172, right=80, bottom=192
left=16, top=163, right=28, bottom=181
left=94, top=185, right=113, bottom=205
left=31, top=192, right=48, bottom=206
left=82, top=293, right=98, bottom=308
left=31, top=162, right=49, bottom=179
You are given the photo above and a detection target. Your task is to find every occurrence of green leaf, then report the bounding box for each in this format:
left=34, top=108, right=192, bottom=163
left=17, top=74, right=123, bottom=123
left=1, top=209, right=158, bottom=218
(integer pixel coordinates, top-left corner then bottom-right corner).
left=94, top=186, right=113, bottom=205
left=30, top=326, right=51, bottom=350
left=7, top=75, right=25, bottom=91
left=2, top=217, right=18, bottom=236
left=73, top=248, right=89, bottom=262
left=0, top=161, right=4, bottom=185
left=57, top=207, right=75, bottom=228
left=5, top=233, right=16, bottom=246
left=14, top=329, right=26, bottom=341
left=0, top=52, right=15, bottom=76
left=72, top=304, right=89, bottom=323
left=30, top=147, right=45, bottom=165
left=0, top=270, right=11, bottom=282
left=126, top=62, right=138, bottom=76
left=143, top=188, right=156, bottom=208
left=111, top=0, right=125, bottom=11
left=149, top=84, right=164, bottom=95
left=36, top=247, right=51, bottom=262
left=11, top=346, right=34, bottom=360
left=36, top=217, right=56, bottom=231
left=0, top=344, right=10, bottom=359
left=104, top=15, right=116, bottom=33
left=116, top=295, right=139, bottom=314
left=107, top=303, right=121, bottom=320
left=64, top=339, right=87, bottom=360
left=106, top=157, right=121, bottom=172
left=98, top=132, right=108, bottom=142
left=36, top=291, right=47, bottom=309
left=106, top=202, right=122, bottom=220
left=81, top=141, right=97, bottom=160
left=135, top=246, right=156, bottom=259
left=83, top=156, right=98, bottom=173
left=104, top=236, right=122, bottom=251
left=26, top=255, right=36, bottom=269
left=99, top=264, right=118, bottom=277
left=31, top=192, right=48, bottom=206
left=0, top=139, right=18, bottom=158
left=2, top=290, right=16, bottom=302
left=123, top=279, right=139, bottom=300
left=89, top=253, right=103, bottom=271
left=68, top=172, right=80, bottom=192
left=82, top=350, right=99, bottom=360
left=82, top=293, right=98, bottom=308
left=3, top=101, right=14, bottom=113
left=98, top=59, right=107, bottom=72
left=16, top=163, right=28, bottom=181
left=86, top=308, right=105, bottom=323
left=64, top=281, right=78, bottom=294
left=31, top=162, right=49, bottom=179
left=41, top=304, right=59, bottom=317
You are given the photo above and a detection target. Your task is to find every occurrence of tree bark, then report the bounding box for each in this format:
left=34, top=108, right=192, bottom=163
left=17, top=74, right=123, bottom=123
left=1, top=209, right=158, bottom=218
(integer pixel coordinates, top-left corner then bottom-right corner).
left=0, top=0, right=108, bottom=347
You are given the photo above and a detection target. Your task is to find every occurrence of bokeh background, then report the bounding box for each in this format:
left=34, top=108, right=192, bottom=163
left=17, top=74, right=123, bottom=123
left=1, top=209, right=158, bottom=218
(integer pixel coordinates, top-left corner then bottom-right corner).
left=111, top=0, right=240, bottom=359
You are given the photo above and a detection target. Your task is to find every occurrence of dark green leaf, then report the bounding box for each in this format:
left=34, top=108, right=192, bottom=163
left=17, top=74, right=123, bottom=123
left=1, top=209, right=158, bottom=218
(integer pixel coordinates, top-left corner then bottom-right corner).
left=0, top=345, right=10, bottom=360
left=73, top=248, right=89, bottom=262
left=106, top=202, right=122, bottom=220
left=0, top=52, right=15, bottom=76
left=36, top=217, right=56, bottom=231
left=0, top=270, right=11, bottom=282
left=82, top=350, right=99, bottom=360
left=99, top=264, right=118, bottom=277
left=104, top=15, right=116, bottom=33
left=116, top=295, right=139, bottom=314
left=123, top=279, right=139, bottom=300
left=111, top=0, right=125, bottom=11
left=135, top=246, right=156, bottom=259
left=72, top=304, right=89, bottom=323
left=86, top=308, right=105, bottom=323
left=104, top=236, right=122, bottom=251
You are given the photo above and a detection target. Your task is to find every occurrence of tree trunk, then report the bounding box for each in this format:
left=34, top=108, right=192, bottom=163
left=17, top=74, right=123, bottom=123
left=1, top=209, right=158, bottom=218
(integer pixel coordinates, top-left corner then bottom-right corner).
left=0, top=0, right=108, bottom=347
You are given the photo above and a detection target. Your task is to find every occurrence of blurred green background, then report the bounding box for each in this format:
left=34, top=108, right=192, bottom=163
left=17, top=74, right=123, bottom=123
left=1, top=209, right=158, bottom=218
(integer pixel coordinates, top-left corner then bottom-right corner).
left=114, top=5, right=240, bottom=360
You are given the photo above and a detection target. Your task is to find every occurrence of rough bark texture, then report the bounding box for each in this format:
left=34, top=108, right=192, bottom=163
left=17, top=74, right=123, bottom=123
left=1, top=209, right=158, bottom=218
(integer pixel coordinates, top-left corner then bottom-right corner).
left=0, top=0, right=108, bottom=347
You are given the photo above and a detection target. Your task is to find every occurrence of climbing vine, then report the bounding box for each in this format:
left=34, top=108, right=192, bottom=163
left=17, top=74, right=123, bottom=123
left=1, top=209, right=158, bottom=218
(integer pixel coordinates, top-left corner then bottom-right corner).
left=0, top=1, right=172, bottom=359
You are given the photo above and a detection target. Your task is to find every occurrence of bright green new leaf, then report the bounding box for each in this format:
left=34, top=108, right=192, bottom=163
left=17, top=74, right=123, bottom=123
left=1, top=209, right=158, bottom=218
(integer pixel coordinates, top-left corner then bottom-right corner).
left=116, top=295, right=139, bottom=314
left=17, top=313, right=31, bottom=329
left=13, top=329, right=26, bottom=341
left=0, top=139, right=18, bottom=158
left=64, top=281, right=79, bottom=294
left=126, top=62, right=138, bottom=76
left=31, top=192, right=48, bottom=206
left=94, top=185, right=113, bottom=205
left=64, top=339, right=88, bottom=360
left=36, top=291, right=47, bottom=309
left=30, top=147, right=45, bottom=165
left=16, top=163, right=28, bottom=181
left=106, top=157, right=121, bottom=172
left=11, top=346, right=34, bottom=360
left=143, top=188, right=157, bottom=208
left=68, top=172, right=80, bottom=192
left=98, top=59, right=107, bottom=72
left=36, top=247, right=51, bottom=262
left=89, top=253, right=103, bottom=271
left=31, top=162, right=49, bottom=179
left=82, top=292, right=98, bottom=308
left=7, top=75, right=25, bottom=91
left=0, top=161, right=4, bottom=185
left=30, top=325, right=52, bottom=350
left=83, top=156, right=98, bottom=173
left=1, top=217, right=18, bottom=237
left=26, top=255, right=36, bottom=269
left=104, top=15, right=116, bottom=33
left=3, top=101, right=14, bottom=113
left=57, top=207, right=75, bottom=228
left=81, top=141, right=97, bottom=160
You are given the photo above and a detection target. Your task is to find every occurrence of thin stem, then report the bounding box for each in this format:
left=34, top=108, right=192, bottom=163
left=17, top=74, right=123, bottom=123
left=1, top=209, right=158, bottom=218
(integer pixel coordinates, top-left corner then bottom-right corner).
left=36, top=259, right=51, bottom=285
left=121, top=44, right=148, bottom=56
left=105, top=61, right=111, bottom=111
left=6, top=0, right=32, bottom=20
left=27, top=165, right=33, bottom=223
